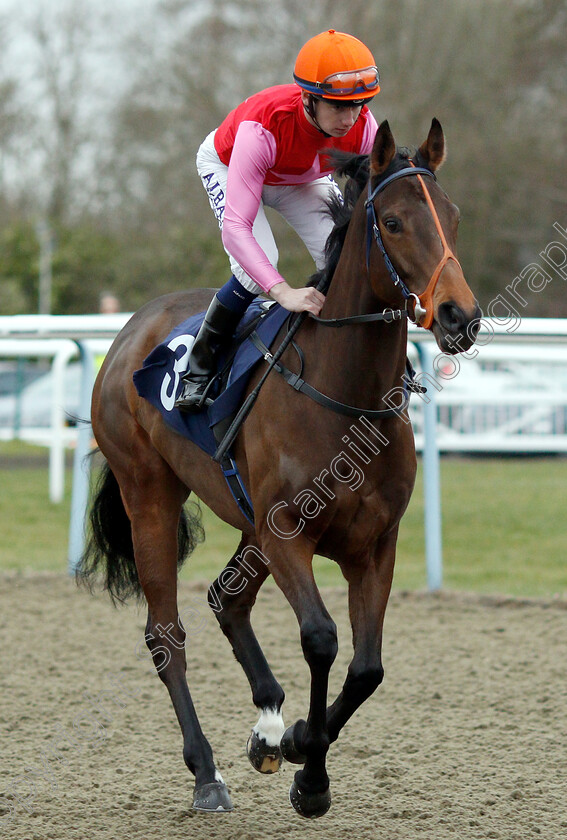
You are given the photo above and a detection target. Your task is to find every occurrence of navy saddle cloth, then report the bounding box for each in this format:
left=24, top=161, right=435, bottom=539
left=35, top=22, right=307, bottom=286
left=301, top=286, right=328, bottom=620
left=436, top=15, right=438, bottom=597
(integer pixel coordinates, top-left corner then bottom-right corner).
left=133, top=300, right=290, bottom=457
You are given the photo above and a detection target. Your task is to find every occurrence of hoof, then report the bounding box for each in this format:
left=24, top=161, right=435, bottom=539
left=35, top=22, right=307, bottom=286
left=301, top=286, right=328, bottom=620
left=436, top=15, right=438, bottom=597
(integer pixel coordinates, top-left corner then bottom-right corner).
left=289, top=778, right=331, bottom=818
left=192, top=781, right=234, bottom=812
left=247, top=730, right=283, bottom=774
left=280, top=720, right=307, bottom=765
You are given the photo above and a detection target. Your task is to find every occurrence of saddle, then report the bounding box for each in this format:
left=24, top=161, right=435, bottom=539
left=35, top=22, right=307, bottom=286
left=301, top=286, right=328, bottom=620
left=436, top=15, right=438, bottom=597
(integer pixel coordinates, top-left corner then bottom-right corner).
left=133, top=300, right=291, bottom=524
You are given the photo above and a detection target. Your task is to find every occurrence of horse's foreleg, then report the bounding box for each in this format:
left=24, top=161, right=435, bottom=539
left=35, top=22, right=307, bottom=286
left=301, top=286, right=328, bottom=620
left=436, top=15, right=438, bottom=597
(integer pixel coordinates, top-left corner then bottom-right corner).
left=326, top=530, right=397, bottom=744
left=121, top=467, right=233, bottom=813
left=260, top=532, right=337, bottom=818
left=209, top=535, right=286, bottom=774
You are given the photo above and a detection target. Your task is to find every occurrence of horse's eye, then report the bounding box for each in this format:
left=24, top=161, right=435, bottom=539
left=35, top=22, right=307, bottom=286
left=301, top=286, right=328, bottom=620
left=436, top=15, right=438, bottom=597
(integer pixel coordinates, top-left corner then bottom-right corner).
left=383, top=218, right=401, bottom=234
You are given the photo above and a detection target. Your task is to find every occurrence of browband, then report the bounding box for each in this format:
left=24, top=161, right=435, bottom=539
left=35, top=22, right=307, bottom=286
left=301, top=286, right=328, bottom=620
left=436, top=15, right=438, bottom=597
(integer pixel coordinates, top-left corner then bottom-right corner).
left=365, top=166, right=435, bottom=206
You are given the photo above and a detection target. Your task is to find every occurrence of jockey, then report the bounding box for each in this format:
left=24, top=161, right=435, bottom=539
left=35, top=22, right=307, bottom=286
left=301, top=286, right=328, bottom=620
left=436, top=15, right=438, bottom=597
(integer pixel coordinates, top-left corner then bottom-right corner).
left=176, top=29, right=380, bottom=411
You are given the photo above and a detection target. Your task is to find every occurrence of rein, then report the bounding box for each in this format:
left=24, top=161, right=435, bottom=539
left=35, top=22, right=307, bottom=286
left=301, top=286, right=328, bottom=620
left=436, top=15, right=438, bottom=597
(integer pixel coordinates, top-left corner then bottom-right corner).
left=309, top=308, right=407, bottom=327
left=246, top=327, right=410, bottom=421
left=214, top=161, right=453, bottom=463
left=213, top=301, right=410, bottom=463
left=365, top=163, right=462, bottom=329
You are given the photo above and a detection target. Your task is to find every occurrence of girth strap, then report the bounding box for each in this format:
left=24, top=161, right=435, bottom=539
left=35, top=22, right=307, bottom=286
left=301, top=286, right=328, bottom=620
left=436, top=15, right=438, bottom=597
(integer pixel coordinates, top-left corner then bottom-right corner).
left=218, top=453, right=255, bottom=525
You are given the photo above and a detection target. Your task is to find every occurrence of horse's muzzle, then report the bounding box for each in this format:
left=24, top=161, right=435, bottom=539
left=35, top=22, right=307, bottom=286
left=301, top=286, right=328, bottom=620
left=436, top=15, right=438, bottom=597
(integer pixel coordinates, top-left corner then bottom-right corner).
left=433, top=301, right=483, bottom=354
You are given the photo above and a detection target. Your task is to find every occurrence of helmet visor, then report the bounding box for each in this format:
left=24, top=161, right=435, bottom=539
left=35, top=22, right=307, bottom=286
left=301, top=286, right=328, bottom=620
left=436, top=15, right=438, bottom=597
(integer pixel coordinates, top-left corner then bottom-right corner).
left=322, top=66, right=379, bottom=96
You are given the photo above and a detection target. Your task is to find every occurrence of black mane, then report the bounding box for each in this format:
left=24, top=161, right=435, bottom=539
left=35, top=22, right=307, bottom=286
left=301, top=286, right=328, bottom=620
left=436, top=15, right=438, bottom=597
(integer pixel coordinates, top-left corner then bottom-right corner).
left=307, top=146, right=429, bottom=291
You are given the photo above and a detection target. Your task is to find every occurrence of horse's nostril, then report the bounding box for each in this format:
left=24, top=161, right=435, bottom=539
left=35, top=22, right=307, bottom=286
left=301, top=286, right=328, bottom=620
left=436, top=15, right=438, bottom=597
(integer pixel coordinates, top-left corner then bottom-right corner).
left=469, top=317, right=481, bottom=339
left=438, top=302, right=465, bottom=332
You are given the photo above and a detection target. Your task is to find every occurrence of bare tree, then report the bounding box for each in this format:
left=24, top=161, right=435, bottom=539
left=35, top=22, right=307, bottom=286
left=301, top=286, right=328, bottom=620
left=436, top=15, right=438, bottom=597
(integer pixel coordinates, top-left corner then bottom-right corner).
left=0, top=14, right=26, bottom=213
left=1, top=0, right=565, bottom=313
left=11, top=0, right=128, bottom=224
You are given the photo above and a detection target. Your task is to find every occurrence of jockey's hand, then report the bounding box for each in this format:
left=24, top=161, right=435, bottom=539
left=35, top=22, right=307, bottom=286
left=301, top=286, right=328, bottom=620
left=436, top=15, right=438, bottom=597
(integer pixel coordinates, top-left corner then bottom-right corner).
left=269, top=282, right=325, bottom=315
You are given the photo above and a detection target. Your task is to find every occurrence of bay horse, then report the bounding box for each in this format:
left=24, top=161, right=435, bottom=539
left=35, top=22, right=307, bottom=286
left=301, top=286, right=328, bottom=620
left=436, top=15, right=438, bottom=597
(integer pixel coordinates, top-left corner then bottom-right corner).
left=78, top=119, right=481, bottom=817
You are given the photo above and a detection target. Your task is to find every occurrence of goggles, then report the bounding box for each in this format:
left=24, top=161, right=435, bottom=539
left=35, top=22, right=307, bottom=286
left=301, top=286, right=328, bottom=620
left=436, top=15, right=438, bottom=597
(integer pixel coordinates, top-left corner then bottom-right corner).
left=321, top=65, right=380, bottom=96
left=295, top=65, right=380, bottom=98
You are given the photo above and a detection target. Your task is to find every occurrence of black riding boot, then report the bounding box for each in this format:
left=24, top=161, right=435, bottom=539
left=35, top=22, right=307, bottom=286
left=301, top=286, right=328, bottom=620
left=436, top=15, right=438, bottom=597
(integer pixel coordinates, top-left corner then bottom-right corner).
left=175, top=295, right=242, bottom=412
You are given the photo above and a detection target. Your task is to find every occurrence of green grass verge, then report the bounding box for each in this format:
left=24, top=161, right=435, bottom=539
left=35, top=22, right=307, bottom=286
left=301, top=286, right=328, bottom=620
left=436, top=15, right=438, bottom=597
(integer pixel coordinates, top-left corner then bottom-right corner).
left=0, top=442, right=565, bottom=598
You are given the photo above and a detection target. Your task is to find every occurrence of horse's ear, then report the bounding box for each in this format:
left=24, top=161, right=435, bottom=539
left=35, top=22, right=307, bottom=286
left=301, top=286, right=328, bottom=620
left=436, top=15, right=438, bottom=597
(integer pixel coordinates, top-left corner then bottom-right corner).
left=370, top=120, right=396, bottom=176
left=418, top=118, right=446, bottom=172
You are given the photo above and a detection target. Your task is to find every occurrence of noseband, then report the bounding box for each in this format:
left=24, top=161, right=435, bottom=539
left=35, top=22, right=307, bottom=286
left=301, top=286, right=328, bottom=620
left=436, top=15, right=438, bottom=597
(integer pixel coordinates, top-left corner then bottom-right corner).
left=365, top=163, right=462, bottom=329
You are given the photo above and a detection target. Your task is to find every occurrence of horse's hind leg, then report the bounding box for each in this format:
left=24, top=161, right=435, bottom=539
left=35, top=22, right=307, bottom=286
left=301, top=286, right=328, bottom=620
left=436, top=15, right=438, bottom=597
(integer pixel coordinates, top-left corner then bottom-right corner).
left=118, top=457, right=233, bottom=812
left=209, top=535, right=286, bottom=774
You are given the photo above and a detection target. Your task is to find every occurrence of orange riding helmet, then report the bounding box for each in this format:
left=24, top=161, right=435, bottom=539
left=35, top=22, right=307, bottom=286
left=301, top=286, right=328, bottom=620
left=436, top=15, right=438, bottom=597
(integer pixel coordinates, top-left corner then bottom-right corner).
left=293, top=29, right=380, bottom=102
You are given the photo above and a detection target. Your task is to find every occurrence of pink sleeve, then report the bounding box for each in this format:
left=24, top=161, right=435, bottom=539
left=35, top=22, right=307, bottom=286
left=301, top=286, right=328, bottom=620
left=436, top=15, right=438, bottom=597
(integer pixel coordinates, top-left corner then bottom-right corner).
left=221, top=120, right=285, bottom=293
left=359, top=110, right=379, bottom=154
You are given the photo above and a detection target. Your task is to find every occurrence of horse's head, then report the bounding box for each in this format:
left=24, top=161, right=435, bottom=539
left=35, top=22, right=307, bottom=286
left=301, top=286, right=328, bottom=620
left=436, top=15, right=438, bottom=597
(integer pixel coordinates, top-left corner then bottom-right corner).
left=367, top=119, right=481, bottom=353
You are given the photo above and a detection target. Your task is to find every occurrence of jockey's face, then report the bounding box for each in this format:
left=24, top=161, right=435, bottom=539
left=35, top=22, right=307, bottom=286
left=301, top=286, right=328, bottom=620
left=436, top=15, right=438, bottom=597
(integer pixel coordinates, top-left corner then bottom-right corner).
left=302, top=92, right=363, bottom=137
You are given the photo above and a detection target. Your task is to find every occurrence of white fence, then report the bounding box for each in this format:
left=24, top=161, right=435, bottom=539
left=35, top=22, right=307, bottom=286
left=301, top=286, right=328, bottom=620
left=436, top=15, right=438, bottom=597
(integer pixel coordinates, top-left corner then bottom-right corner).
left=0, top=334, right=114, bottom=502
left=1, top=314, right=567, bottom=588
left=410, top=342, right=567, bottom=454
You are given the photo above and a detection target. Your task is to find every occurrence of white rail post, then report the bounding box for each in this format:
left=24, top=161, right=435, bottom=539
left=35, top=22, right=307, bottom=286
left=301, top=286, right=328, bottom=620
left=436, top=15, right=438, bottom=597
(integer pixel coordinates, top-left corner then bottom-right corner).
left=67, top=341, right=95, bottom=574
left=49, top=343, right=78, bottom=503
left=415, top=341, right=443, bottom=590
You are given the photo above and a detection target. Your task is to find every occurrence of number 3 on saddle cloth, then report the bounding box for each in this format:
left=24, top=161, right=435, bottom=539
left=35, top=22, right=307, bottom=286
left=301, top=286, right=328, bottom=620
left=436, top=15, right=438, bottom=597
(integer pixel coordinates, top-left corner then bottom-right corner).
left=133, top=300, right=291, bottom=524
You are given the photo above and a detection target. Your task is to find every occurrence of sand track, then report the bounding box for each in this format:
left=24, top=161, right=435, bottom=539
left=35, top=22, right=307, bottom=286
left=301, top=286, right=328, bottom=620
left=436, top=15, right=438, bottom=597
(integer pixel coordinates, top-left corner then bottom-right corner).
left=1, top=574, right=566, bottom=840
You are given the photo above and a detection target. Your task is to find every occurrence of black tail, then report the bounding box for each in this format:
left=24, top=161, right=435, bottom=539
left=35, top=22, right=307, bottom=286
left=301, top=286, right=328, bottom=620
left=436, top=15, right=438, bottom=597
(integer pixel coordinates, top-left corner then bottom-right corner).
left=76, top=459, right=204, bottom=605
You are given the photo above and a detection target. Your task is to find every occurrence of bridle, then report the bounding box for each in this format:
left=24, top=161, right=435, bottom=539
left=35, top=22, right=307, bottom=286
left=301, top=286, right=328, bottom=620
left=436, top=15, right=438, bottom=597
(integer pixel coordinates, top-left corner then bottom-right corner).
left=365, top=162, right=462, bottom=329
